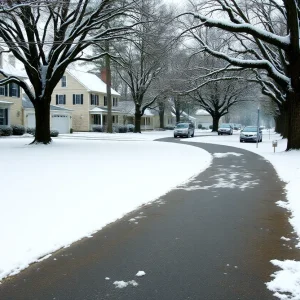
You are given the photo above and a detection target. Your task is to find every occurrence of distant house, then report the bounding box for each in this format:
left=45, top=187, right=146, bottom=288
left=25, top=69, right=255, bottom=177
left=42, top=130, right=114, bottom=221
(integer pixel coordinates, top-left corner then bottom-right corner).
left=194, top=109, right=214, bottom=129
left=0, top=55, right=26, bottom=127
left=50, top=69, right=121, bottom=132
left=117, top=101, right=154, bottom=130
left=150, top=109, right=176, bottom=129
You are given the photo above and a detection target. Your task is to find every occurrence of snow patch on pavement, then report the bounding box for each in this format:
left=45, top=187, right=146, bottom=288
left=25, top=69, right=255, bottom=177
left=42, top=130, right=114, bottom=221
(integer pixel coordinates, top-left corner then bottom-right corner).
left=266, top=260, right=300, bottom=300
left=213, top=152, right=243, bottom=158
left=136, top=271, right=146, bottom=277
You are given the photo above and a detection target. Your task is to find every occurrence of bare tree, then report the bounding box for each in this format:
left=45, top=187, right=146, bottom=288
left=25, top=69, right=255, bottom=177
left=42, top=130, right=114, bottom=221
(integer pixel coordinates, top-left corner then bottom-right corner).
left=0, top=0, right=135, bottom=143
left=114, top=0, right=174, bottom=132
left=180, top=0, right=300, bottom=150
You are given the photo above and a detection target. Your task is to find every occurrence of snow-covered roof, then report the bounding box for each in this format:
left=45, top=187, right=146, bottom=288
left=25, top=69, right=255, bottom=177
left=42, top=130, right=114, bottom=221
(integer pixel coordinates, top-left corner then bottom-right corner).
left=182, top=111, right=196, bottom=120
left=0, top=59, right=27, bottom=78
left=67, top=69, right=120, bottom=96
left=0, top=100, right=13, bottom=105
left=22, top=96, right=72, bottom=111
left=90, top=106, right=121, bottom=114
left=117, top=101, right=154, bottom=116
left=195, top=109, right=210, bottom=116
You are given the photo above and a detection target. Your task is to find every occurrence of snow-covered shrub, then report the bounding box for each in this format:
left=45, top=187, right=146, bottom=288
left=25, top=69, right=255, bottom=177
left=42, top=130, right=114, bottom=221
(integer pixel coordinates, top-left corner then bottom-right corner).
left=26, top=127, right=36, bottom=135
left=126, top=124, right=135, bottom=132
left=198, top=124, right=203, bottom=129
left=92, top=125, right=103, bottom=132
left=0, top=125, right=13, bottom=136
left=164, top=126, right=175, bottom=130
left=117, top=125, right=128, bottom=133
left=50, top=130, right=59, bottom=137
left=12, top=125, right=25, bottom=135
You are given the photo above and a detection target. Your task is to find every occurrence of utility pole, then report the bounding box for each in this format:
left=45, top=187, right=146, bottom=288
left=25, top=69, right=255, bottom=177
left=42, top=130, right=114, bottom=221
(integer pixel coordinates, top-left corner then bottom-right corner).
left=105, top=23, right=112, bottom=133
left=256, top=107, right=260, bottom=148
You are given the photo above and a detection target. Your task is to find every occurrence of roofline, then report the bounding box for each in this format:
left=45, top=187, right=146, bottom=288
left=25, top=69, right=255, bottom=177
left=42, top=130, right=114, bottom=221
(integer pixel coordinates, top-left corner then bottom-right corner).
left=67, top=69, right=121, bottom=96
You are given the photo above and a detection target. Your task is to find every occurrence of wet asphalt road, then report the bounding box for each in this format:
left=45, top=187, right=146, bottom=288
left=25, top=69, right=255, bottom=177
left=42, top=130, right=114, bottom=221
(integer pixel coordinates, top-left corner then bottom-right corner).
left=0, top=137, right=298, bottom=300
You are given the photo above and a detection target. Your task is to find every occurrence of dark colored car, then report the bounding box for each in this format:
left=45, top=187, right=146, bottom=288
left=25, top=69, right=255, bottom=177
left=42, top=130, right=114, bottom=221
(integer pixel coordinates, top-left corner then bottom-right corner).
left=240, top=126, right=262, bottom=142
left=218, top=124, right=233, bottom=135
left=174, top=123, right=195, bottom=138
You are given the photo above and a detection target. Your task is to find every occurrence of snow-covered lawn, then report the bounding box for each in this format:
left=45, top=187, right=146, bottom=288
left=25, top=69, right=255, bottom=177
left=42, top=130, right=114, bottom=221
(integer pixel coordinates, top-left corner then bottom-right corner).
left=184, top=130, right=300, bottom=300
left=0, top=136, right=211, bottom=282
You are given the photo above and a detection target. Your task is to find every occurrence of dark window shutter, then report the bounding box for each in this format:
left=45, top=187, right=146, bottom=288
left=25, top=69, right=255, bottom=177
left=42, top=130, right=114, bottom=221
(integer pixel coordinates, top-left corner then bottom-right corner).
left=96, top=95, right=99, bottom=106
left=17, top=85, right=20, bottom=97
left=9, top=83, right=12, bottom=97
left=104, top=96, right=107, bottom=106
left=73, top=94, right=75, bottom=105
left=63, top=95, right=66, bottom=104
left=56, top=95, right=58, bottom=105
left=5, top=108, right=8, bottom=125
left=81, top=94, right=83, bottom=104
left=5, top=84, right=8, bottom=96
left=90, top=94, right=92, bottom=105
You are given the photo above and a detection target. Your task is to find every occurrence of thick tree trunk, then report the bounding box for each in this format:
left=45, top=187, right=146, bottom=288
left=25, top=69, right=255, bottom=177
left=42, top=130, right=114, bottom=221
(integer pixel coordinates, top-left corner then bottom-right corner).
left=134, top=104, right=142, bottom=133
left=105, top=36, right=113, bottom=133
left=159, top=104, right=165, bottom=129
left=175, top=109, right=180, bottom=123
left=212, top=114, right=220, bottom=132
left=286, top=92, right=300, bottom=150
left=32, top=99, right=51, bottom=144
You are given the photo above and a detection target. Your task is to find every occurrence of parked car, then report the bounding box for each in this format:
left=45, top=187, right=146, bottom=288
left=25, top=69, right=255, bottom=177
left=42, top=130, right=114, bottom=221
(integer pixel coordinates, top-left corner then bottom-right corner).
left=240, top=126, right=262, bottom=142
left=174, top=123, right=195, bottom=138
left=218, top=124, right=233, bottom=135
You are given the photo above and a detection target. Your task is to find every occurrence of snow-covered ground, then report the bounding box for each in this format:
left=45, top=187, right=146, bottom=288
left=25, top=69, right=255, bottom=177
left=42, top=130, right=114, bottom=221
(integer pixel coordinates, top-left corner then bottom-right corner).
left=0, top=135, right=211, bottom=282
left=1, top=129, right=299, bottom=299
left=184, top=130, right=300, bottom=300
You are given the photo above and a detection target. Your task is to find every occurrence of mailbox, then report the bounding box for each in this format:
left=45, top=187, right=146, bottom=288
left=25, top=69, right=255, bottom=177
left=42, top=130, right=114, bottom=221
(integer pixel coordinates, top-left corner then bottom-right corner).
left=272, top=140, right=277, bottom=152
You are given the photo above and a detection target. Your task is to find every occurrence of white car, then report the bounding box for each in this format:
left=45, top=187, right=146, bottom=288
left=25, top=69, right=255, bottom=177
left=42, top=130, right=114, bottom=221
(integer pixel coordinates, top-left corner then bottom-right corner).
left=174, top=123, right=195, bottom=138
left=240, top=126, right=262, bottom=142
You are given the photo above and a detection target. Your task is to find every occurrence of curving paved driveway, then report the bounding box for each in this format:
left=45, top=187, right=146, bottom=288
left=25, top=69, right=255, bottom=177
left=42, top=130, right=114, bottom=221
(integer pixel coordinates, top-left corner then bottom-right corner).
left=0, top=138, right=298, bottom=300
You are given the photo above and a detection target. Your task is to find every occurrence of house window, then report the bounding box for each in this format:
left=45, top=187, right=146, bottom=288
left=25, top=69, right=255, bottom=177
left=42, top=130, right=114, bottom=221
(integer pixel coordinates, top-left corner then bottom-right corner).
left=73, top=94, right=83, bottom=105
left=93, top=115, right=101, bottom=125
left=0, top=85, right=6, bottom=96
left=90, top=94, right=99, bottom=106
left=104, top=96, right=107, bottom=106
left=144, top=117, right=150, bottom=125
left=0, top=108, right=8, bottom=125
left=113, top=98, right=118, bottom=107
left=56, top=94, right=66, bottom=105
left=112, top=115, right=118, bottom=123
left=61, top=76, right=67, bottom=87
left=9, top=83, right=20, bottom=97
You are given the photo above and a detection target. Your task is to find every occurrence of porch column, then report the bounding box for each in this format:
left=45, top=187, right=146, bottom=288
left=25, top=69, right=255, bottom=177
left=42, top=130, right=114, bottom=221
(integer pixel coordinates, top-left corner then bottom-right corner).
left=100, top=113, right=103, bottom=125
left=145, top=117, right=146, bottom=130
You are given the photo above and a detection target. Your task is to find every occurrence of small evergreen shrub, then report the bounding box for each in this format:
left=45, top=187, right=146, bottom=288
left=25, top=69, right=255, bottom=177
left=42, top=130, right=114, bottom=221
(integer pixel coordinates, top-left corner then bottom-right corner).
left=164, top=126, right=175, bottom=130
left=118, top=125, right=128, bottom=133
left=12, top=125, right=25, bottom=135
left=50, top=130, right=59, bottom=137
left=92, top=125, right=103, bottom=132
left=26, top=127, right=36, bottom=135
left=126, top=124, right=135, bottom=132
left=70, top=128, right=73, bottom=134
left=209, top=125, right=213, bottom=129
left=198, top=124, right=203, bottom=129
left=0, top=125, right=13, bottom=136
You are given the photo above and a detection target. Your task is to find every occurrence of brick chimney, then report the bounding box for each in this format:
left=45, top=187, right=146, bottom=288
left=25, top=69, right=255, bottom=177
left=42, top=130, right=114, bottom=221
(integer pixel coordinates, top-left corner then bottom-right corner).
left=100, top=68, right=107, bottom=84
